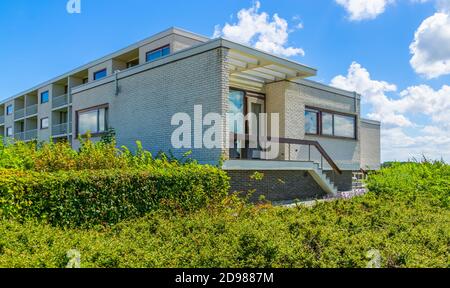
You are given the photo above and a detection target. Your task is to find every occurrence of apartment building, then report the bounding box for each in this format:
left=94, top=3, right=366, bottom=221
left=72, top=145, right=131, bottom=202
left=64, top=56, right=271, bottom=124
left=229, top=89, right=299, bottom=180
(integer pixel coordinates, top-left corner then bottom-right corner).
left=0, top=27, right=381, bottom=201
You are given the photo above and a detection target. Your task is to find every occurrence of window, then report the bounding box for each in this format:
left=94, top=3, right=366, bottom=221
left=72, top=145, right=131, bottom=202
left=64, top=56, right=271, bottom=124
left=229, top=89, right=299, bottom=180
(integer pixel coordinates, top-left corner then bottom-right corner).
left=334, top=114, right=356, bottom=138
left=40, top=117, right=49, bottom=129
left=305, top=107, right=356, bottom=139
left=6, top=105, right=13, bottom=115
left=322, top=113, right=333, bottom=136
left=6, top=127, right=13, bottom=137
left=146, top=45, right=170, bottom=62
left=82, top=77, right=89, bottom=84
left=77, top=106, right=108, bottom=135
left=93, top=69, right=107, bottom=81
left=305, top=110, right=319, bottom=134
left=41, top=91, right=49, bottom=104
left=228, top=90, right=245, bottom=135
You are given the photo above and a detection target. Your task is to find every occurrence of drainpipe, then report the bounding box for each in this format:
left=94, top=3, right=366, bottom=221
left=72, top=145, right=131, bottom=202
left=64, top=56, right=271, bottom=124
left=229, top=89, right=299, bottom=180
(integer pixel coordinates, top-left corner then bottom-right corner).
left=67, top=76, right=72, bottom=143
left=114, top=70, right=120, bottom=96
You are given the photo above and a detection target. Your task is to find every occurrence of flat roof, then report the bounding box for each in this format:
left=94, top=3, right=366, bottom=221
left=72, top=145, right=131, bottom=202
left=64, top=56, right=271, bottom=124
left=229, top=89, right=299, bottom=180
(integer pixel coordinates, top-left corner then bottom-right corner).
left=361, top=118, right=381, bottom=126
left=293, top=78, right=360, bottom=99
left=0, top=27, right=209, bottom=105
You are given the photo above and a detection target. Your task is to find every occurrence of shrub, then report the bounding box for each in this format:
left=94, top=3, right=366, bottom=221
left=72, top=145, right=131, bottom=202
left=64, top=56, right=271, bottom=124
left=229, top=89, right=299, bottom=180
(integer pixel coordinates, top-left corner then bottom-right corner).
left=0, top=165, right=230, bottom=228
left=366, top=161, right=450, bottom=208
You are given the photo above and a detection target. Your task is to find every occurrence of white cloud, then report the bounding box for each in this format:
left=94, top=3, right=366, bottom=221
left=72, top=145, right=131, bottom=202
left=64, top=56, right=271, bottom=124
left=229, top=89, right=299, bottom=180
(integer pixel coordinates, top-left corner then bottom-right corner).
left=335, top=0, right=394, bottom=21
left=330, top=62, right=412, bottom=127
left=410, top=12, right=450, bottom=78
left=331, top=62, right=450, bottom=162
left=213, top=1, right=304, bottom=57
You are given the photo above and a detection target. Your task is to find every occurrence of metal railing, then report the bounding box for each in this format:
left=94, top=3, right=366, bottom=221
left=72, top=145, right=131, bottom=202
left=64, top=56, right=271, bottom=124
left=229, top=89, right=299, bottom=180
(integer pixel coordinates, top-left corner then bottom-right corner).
left=0, top=115, right=4, bottom=125
left=52, top=94, right=69, bottom=109
left=14, top=132, right=25, bottom=141
left=25, top=104, right=38, bottom=116
left=229, top=133, right=342, bottom=175
left=25, top=129, right=38, bottom=141
left=52, top=122, right=72, bottom=136
left=14, top=108, right=25, bottom=120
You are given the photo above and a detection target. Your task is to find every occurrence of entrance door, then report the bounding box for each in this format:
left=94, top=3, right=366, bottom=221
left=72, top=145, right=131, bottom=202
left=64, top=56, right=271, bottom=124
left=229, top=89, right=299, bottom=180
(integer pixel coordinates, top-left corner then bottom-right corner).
left=247, top=97, right=266, bottom=159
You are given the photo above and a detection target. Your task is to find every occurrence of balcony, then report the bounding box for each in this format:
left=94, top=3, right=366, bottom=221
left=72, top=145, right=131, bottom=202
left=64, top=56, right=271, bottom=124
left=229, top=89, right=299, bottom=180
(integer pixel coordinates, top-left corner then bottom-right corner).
left=25, top=129, right=38, bottom=141
left=52, top=94, right=70, bottom=109
left=0, top=115, right=4, bottom=125
left=14, top=108, right=25, bottom=120
left=14, top=132, right=25, bottom=141
left=25, top=104, right=38, bottom=116
left=52, top=122, right=72, bottom=136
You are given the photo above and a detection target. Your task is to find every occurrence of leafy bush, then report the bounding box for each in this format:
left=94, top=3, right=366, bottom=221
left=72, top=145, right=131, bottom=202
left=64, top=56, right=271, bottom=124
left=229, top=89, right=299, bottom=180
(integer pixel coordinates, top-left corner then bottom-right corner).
left=0, top=165, right=229, bottom=228
left=0, top=163, right=449, bottom=268
left=0, top=136, right=189, bottom=172
left=0, top=191, right=449, bottom=268
left=366, top=161, right=450, bottom=207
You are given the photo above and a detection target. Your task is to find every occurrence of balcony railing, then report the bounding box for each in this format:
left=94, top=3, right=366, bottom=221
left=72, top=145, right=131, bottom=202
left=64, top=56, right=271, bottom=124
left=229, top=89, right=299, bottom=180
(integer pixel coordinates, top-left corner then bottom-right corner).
left=0, top=115, right=4, bottom=125
left=52, top=122, right=72, bottom=136
left=14, top=108, right=25, bottom=120
left=25, top=129, right=38, bottom=141
left=25, top=104, right=38, bottom=116
left=52, top=94, right=69, bottom=109
left=229, top=133, right=343, bottom=175
left=14, top=132, right=25, bottom=141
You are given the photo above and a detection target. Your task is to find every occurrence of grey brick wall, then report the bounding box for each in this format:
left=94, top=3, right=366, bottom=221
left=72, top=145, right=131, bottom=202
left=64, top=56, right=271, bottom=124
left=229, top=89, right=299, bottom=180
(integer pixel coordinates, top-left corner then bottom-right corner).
left=227, top=170, right=327, bottom=202
left=324, top=171, right=354, bottom=192
left=72, top=47, right=229, bottom=164
left=360, top=120, right=381, bottom=170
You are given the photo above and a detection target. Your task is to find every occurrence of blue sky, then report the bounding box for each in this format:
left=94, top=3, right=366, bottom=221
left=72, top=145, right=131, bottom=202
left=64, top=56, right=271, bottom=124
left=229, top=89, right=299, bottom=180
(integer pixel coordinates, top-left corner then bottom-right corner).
left=0, top=0, right=449, bottom=162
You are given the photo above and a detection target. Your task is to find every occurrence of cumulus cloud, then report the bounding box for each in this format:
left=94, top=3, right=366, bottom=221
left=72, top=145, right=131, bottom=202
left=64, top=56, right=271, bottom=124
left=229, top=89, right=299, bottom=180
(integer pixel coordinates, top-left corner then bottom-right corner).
left=410, top=12, right=450, bottom=78
left=331, top=62, right=450, bottom=162
left=213, top=1, right=304, bottom=57
left=335, top=0, right=394, bottom=21
left=330, top=62, right=412, bottom=127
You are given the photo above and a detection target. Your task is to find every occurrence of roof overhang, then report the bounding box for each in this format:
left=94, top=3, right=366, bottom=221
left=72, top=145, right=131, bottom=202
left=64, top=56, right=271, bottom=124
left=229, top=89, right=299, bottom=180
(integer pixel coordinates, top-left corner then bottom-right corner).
left=220, top=39, right=317, bottom=92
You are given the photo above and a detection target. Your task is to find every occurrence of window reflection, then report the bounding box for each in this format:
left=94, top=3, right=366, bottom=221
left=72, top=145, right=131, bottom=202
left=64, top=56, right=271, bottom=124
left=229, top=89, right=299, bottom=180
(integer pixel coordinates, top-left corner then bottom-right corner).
left=305, top=110, right=318, bottom=134
left=228, top=90, right=245, bottom=134
left=334, top=114, right=355, bottom=138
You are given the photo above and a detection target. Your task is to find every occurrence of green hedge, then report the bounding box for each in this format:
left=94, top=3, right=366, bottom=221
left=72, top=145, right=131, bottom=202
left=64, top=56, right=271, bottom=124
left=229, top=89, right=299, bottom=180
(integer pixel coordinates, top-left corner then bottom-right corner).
left=0, top=165, right=230, bottom=228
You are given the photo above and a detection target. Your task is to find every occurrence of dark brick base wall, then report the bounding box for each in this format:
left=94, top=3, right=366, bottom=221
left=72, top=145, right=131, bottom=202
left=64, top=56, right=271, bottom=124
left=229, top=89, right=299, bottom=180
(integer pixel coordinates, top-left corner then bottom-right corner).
left=324, top=171, right=354, bottom=192
left=226, top=170, right=328, bottom=202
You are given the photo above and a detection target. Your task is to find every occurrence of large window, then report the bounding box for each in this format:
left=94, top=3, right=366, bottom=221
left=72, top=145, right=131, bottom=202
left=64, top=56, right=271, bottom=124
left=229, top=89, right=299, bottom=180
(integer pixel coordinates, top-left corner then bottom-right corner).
left=146, top=45, right=170, bottom=63
left=228, top=90, right=245, bottom=135
left=305, top=110, right=319, bottom=135
left=305, top=107, right=356, bottom=139
left=6, top=105, right=13, bottom=115
left=334, top=114, right=356, bottom=138
left=77, top=106, right=108, bottom=136
left=93, top=69, right=107, bottom=81
left=41, top=91, right=49, bottom=104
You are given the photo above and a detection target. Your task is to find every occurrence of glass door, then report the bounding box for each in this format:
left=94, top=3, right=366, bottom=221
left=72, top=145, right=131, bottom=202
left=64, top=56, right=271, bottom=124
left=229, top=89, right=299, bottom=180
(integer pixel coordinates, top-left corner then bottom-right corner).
left=247, top=97, right=266, bottom=159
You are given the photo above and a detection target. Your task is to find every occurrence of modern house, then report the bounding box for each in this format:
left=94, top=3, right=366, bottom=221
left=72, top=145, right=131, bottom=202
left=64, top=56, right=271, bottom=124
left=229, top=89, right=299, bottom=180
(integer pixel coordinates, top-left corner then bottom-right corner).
left=0, top=27, right=381, bottom=201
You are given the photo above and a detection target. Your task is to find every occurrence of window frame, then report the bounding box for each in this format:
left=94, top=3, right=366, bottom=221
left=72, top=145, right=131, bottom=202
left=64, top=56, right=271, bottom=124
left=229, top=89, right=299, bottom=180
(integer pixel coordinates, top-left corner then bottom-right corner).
left=6, top=105, right=13, bottom=115
left=93, top=68, right=108, bottom=81
left=40, top=117, right=49, bottom=130
left=145, top=45, right=171, bottom=63
left=305, top=106, right=357, bottom=140
left=75, top=104, right=109, bottom=137
left=40, top=91, right=49, bottom=104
